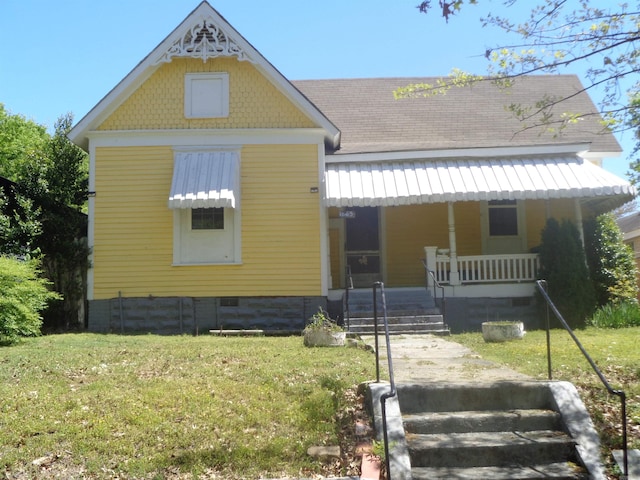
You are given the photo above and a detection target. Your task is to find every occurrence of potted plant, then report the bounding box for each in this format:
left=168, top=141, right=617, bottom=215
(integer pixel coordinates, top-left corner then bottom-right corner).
left=303, top=308, right=346, bottom=347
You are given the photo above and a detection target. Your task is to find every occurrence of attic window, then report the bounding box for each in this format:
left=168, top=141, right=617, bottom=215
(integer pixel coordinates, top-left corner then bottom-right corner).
left=184, top=73, right=229, bottom=118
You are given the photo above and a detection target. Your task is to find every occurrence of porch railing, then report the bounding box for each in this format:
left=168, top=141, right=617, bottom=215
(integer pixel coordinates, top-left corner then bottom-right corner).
left=429, top=251, right=540, bottom=285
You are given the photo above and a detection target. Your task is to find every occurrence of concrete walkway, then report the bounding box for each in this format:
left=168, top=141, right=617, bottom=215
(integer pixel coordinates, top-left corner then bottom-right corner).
left=361, top=334, right=531, bottom=383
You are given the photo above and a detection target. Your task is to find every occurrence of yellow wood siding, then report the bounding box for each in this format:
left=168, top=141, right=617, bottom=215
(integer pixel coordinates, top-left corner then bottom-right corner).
left=98, top=58, right=315, bottom=131
left=93, top=144, right=321, bottom=299
left=526, top=200, right=547, bottom=250
left=384, top=204, right=449, bottom=286
left=453, top=202, right=482, bottom=255
left=382, top=199, right=582, bottom=287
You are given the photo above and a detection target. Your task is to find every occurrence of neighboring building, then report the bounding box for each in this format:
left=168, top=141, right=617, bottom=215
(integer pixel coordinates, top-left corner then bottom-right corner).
left=617, top=212, right=640, bottom=300
left=69, top=1, right=635, bottom=333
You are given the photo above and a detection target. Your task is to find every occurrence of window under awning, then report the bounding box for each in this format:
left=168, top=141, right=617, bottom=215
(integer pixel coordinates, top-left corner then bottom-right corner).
left=325, top=156, right=635, bottom=209
left=169, top=151, right=239, bottom=209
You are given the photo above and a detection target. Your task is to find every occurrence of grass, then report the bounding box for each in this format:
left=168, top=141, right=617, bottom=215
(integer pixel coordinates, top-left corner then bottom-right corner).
left=453, top=327, right=640, bottom=472
left=0, top=334, right=377, bottom=479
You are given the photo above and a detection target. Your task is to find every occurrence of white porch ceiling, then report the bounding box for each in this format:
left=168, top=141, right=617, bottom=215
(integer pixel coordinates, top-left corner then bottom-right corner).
left=324, top=156, right=635, bottom=207
left=169, top=151, right=239, bottom=209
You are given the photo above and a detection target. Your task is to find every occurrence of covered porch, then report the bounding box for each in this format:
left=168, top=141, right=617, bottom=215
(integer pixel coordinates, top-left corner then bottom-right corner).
left=325, top=146, right=635, bottom=302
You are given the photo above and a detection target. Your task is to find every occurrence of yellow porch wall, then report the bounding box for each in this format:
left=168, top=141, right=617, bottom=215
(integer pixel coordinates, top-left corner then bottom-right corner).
left=92, top=144, right=321, bottom=299
left=383, top=199, right=582, bottom=287
left=98, top=58, right=315, bottom=131
left=384, top=204, right=449, bottom=286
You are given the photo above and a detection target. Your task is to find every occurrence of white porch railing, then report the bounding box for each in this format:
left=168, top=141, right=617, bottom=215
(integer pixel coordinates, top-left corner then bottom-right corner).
left=426, top=247, right=540, bottom=285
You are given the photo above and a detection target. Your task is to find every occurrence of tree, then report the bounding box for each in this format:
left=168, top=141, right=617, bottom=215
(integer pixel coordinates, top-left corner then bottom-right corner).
left=0, top=105, right=89, bottom=331
left=0, top=104, right=48, bottom=182
left=584, top=212, right=638, bottom=306
left=538, top=218, right=596, bottom=328
left=37, top=115, right=89, bottom=330
left=410, top=1, right=640, bottom=177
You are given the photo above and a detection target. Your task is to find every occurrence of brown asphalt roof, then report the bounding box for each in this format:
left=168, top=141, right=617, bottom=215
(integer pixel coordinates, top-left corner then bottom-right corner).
left=292, top=75, right=621, bottom=156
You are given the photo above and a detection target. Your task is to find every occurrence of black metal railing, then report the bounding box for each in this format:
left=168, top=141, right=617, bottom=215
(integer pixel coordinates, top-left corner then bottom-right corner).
left=536, top=280, right=628, bottom=478
left=372, top=281, right=397, bottom=479
left=344, top=265, right=353, bottom=330
left=422, top=259, right=446, bottom=320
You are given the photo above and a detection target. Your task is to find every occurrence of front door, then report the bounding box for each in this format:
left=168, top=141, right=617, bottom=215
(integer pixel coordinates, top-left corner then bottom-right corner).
left=345, top=207, right=381, bottom=287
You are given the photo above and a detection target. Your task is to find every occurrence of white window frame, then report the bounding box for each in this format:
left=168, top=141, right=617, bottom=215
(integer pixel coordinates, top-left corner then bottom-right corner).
left=171, top=147, right=241, bottom=266
left=480, top=200, right=527, bottom=254
left=184, top=72, right=229, bottom=119
left=173, top=206, right=241, bottom=265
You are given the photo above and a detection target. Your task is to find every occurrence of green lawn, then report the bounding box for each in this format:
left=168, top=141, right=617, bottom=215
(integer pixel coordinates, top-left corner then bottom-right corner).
left=0, top=334, right=377, bottom=479
left=453, top=327, right=640, bottom=473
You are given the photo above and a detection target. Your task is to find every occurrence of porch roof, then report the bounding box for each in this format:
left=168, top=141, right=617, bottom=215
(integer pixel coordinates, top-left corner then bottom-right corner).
left=324, top=155, right=635, bottom=208
left=168, top=150, right=239, bottom=209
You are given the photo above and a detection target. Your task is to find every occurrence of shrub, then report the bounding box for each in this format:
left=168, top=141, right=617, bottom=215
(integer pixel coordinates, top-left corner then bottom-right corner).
left=584, top=213, right=639, bottom=306
left=538, top=218, right=596, bottom=329
left=588, top=301, right=640, bottom=328
left=0, top=256, right=61, bottom=344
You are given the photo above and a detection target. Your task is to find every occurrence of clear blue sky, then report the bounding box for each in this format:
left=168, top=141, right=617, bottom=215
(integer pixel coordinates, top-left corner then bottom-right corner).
left=0, top=0, right=634, bottom=180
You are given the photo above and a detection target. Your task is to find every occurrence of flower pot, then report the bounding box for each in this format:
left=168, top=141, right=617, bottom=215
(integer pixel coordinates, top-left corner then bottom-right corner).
left=482, top=321, right=525, bottom=342
left=303, top=329, right=346, bottom=347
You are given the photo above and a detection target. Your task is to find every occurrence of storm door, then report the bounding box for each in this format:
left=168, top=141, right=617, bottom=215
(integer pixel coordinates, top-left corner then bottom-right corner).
left=345, top=207, right=382, bottom=287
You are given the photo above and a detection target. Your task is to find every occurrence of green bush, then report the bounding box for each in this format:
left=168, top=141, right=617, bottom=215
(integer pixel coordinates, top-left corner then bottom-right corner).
left=588, top=301, right=640, bottom=328
left=538, top=218, right=596, bottom=329
left=584, top=213, right=639, bottom=306
left=0, top=256, right=61, bottom=344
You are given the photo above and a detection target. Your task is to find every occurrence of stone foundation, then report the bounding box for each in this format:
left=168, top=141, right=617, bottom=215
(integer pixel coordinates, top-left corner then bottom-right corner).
left=87, top=295, right=327, bottom=335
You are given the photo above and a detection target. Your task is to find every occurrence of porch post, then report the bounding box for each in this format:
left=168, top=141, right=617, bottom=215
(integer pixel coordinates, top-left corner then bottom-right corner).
left=424, top=246, right=438, bottom=288
left=448, top=202, right=461, bottom=285
left=574, top=198, right=585, bottom=247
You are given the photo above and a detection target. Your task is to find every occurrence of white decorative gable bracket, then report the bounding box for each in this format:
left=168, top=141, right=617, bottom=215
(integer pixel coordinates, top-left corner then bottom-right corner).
left=154, top=17, right=255, bottom=65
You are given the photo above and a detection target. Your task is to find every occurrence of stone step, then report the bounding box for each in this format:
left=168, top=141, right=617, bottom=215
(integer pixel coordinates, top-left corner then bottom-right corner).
left=407, top=430, right=577, bottom=468
left=349, top=324, right=448, bottom=333
left=347, top=314, right=445, bottom=325
left=346, top=288, right=437, bottom=311
left=403, top=409, right=562, bottom=434
left=411, top=462, right=587, bottom=480
left=397, top=382, right=554, bottom=413
left=345, top=305, right=441, bottom=318
left=350, top=328, right=451, bottom=337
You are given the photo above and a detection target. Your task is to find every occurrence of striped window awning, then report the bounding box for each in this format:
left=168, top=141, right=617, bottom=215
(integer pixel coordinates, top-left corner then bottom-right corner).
left=169, top=151, right=239, bottom=209
left=325, top=156, right=635, bottom=207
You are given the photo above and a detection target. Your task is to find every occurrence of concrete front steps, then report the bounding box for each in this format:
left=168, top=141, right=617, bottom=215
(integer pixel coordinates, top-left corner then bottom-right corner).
left=346, top=314, right=450, bottom=336
left=345, top=287, right=450, bottom=335
left=395, top=382, right=605, bottom=480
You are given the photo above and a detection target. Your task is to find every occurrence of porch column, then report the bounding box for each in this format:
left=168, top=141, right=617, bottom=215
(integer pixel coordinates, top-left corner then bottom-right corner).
left=448, top=202, right=461, bottom=285
left=574, top=198, right=585, bottom=247
left=424, top=246, right=438, bottom=288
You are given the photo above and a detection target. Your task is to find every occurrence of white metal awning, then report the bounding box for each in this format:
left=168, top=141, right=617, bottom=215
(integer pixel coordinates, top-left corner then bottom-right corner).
left=325, top=156, right=635, bottom=207
left=169, top=151, right=239, bottom=209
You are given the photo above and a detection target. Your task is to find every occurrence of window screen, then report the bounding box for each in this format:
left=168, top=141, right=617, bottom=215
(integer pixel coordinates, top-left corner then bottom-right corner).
left=192, top=208, right=224, bottom=230
left=488, top=200, right=518, bottom=236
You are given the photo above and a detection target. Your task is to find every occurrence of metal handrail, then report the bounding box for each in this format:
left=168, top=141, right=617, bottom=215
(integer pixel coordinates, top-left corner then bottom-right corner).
left=536, top=280, right=628, bottom=478
left=422, top=259, right=445, bottom=320
left=344, top=265, right=353, bottom=330
left=372, top=281, right=397, bottom=479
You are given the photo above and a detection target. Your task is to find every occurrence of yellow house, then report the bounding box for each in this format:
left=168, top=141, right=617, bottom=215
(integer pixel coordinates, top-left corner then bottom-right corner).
left=69, top=1, right=634, bottom=333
